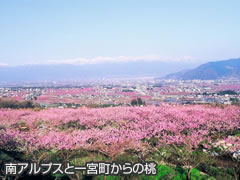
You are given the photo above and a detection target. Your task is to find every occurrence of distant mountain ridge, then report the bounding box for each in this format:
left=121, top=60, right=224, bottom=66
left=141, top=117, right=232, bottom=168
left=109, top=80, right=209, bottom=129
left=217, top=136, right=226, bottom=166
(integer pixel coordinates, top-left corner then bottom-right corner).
left=0, top=61, right=196, bottom=83
left=165, top=58, right=240, bottom=80
left=1, top=58, right=239, bottom=83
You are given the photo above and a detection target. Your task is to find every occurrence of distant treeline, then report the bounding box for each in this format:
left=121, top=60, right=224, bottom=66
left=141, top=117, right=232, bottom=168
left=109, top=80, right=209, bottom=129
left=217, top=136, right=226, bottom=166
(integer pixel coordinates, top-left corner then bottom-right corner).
left=202, top=90, right=238, bottom=96
left=0, top=98, right=41, bottom=109
left=217, top=90, right=238, bottom=95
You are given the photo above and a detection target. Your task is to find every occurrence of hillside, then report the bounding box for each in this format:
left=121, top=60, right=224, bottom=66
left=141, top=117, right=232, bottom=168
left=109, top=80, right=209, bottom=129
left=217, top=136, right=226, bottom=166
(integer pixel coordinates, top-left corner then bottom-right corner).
left=165, top=58, right=240, bottom=80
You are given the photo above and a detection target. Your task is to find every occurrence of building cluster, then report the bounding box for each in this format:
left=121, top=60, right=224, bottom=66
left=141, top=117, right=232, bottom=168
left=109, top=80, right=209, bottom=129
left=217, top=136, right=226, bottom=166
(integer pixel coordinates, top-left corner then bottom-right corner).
left=0, top=78, right=240, bottom=108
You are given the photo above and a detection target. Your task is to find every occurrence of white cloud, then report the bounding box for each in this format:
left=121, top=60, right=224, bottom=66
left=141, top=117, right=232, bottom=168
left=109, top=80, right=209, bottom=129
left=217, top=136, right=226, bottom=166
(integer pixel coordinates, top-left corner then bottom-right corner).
left=0, top=63, right=8, bottom=66
left=47, top=55, right=197, bottom=65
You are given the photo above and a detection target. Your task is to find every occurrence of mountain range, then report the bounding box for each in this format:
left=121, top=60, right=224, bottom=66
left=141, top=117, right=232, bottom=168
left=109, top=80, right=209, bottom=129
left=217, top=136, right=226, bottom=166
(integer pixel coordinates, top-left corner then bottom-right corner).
left=165, top=58, right=240, bottom=80
left=0, top=61, right=196, bottom=83
left=0, top=58, right=240, bottom=83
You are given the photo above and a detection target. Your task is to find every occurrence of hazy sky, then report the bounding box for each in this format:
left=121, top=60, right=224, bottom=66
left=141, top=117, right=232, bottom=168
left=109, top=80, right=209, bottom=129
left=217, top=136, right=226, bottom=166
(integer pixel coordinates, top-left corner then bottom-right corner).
left=0, top=0, right=240, bottom=65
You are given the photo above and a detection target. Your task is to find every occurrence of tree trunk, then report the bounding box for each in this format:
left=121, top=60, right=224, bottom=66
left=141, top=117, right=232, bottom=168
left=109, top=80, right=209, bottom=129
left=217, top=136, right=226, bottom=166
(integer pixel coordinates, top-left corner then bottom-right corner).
left=234, top=170, right=238, bottom=180
left=186, top=168, right=191, bottom=180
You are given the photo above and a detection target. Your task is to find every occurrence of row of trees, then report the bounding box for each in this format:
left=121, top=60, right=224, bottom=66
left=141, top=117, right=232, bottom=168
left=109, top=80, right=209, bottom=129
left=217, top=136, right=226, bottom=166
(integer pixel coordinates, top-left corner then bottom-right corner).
left=1, top=105, right=240, bottom=179
left=0, top=98, right=41, bottom=109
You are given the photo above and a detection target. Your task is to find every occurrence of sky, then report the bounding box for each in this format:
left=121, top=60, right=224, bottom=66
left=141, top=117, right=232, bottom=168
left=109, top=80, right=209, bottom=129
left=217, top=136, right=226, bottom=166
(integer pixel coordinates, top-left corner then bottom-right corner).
left=0, top=0, right=240, bottom=66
